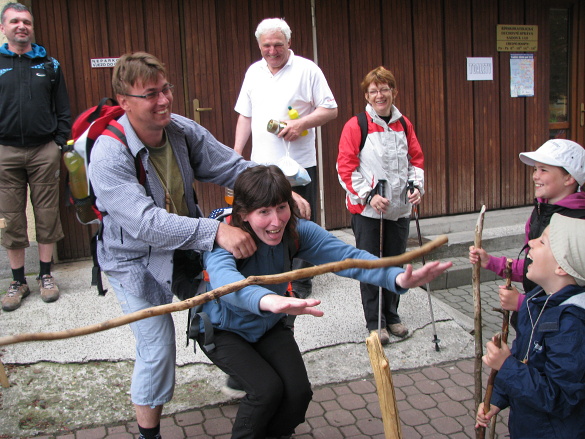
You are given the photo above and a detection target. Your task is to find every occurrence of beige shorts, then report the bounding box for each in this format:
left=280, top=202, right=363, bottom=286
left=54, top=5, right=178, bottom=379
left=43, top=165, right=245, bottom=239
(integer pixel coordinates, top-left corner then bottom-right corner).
left=0, top=141, right=64, bottom=249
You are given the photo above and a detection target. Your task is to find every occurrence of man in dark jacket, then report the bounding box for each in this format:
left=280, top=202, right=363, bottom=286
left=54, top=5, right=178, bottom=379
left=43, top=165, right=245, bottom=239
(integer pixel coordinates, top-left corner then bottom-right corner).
left=0, top=3, right=71, bottom=311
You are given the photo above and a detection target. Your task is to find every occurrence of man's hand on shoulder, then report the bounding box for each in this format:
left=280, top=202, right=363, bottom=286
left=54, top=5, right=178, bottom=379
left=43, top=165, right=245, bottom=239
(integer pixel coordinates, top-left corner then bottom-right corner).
left=216, top=222, right=257, bottom=259
left=292, top=192, right=311, bottom=220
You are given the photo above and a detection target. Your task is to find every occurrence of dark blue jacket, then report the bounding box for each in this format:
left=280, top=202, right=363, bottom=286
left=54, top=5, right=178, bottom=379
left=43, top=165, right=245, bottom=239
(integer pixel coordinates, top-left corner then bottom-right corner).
left=0, top=43, right=71, bottom=147
left=492, top=285, right=585, bottom=438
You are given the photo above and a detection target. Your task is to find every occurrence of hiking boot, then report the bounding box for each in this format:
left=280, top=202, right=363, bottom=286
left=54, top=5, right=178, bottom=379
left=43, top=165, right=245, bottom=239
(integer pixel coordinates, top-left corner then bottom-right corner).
left=221, top=376, right=246, bottom=399
left=2, top=280, right=30, bottom=311
left=388, top=323, right=409, bottom=338
left=37, top=274, right=60, bottom=303
left=370, top=328, right=390, bottom=345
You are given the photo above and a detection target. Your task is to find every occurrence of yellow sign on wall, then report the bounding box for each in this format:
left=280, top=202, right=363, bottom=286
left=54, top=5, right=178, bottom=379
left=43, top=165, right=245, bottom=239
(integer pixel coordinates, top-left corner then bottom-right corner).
left=497, top=25, right=538, bottom=52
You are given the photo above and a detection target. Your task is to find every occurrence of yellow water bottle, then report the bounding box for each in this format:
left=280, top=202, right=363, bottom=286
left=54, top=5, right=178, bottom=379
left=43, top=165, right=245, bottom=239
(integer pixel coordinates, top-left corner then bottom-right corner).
left=287, top=106, right=308, bottom=136
left=63, top=140, right=96, bottom=224
left=63, top=140, right=89, bottom=200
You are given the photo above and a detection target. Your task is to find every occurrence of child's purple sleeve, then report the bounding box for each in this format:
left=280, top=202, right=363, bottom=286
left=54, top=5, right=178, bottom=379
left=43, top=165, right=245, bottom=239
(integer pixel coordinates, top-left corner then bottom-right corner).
left=485, top=256, right=524, bottom=282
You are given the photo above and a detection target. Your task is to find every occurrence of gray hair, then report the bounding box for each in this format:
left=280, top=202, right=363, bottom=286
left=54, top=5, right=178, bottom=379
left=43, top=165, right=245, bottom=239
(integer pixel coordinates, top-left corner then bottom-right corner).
left=1, top=2, right=32, bottom=24
left=255, top=18, right=291, bottom=42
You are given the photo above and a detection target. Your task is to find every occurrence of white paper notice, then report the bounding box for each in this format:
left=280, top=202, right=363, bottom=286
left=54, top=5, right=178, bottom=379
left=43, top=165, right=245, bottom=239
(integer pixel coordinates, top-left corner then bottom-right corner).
left=467, top=57, right=493, bottom=81
left=510, top=54, right=534, bottom=97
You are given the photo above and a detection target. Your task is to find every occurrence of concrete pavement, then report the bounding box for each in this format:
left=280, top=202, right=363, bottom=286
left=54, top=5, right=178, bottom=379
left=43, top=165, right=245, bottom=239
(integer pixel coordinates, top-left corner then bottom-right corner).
left=0, top=206, right=531, bottom=438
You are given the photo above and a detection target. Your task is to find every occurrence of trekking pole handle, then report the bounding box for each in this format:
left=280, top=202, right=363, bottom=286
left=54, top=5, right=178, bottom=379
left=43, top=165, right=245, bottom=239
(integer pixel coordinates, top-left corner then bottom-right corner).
left=378, top=179, right=386, bottom=199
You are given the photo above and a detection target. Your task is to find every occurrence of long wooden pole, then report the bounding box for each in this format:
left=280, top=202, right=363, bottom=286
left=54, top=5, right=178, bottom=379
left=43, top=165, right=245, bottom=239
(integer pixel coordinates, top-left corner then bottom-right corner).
left=473, top=206, right=487, bottom=439
left=0, top=236, right=447, bottom=389
left=0, top=235, right=447, bottom=350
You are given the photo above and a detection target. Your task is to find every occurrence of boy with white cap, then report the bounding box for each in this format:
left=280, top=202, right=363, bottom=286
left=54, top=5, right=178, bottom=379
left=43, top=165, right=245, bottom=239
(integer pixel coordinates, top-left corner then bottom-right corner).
left=475, top=213, right=585, bottom=438
left=469, top=139, right=585, bottom=313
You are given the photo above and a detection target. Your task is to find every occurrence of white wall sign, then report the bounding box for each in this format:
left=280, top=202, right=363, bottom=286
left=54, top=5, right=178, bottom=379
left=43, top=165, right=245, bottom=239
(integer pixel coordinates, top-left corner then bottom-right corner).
left=467, top=57, right=493, bottom=81
left=90, top=58, right=119, bottom=68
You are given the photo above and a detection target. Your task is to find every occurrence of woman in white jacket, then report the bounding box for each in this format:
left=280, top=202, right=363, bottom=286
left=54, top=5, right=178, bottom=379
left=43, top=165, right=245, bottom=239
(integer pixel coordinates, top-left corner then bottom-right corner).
left=337, top=66, right=425, bottom=343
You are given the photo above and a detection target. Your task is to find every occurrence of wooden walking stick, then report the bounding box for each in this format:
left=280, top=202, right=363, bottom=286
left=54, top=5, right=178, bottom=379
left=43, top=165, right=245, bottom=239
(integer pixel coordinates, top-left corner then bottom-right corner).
left=0, top=217, right=9, bottom=388
left=367, top=331, right=402, bottom=438
left=0, top=236, right=447, bottom=350
left=484, top=258, right=513, bottom=439
left=473, top=205, right=487, bottom=439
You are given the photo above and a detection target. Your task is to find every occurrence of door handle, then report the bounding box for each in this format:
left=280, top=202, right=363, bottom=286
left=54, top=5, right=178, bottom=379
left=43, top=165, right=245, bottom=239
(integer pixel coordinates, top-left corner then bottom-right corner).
left=193, top=99, right=212, bottom=124
left=581, top=103, right=584, bottom=127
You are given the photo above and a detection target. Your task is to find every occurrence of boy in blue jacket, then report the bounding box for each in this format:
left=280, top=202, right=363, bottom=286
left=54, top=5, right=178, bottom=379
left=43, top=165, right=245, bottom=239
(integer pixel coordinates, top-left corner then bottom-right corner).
left=476, top=214, right=585, bottom=438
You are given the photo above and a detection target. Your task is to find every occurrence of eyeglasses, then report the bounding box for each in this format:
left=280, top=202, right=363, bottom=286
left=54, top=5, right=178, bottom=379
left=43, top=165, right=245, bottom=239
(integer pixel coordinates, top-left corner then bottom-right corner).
left=367, top=88, right=393, bottom=96
left=124, top=84, right=174, bottom=100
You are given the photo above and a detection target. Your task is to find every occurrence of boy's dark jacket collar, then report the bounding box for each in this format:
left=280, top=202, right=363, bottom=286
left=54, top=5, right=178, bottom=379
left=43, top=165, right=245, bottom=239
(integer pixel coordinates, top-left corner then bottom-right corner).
left=528, top=285, right=585, bottom=327
left=0, top=43, right=46, bottom=58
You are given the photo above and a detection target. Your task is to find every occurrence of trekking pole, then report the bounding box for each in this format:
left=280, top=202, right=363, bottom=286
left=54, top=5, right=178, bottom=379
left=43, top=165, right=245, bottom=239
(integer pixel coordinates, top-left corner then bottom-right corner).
left=377, top=180, right=386, bottom=338
left=408, top=180, right=441, bottom=352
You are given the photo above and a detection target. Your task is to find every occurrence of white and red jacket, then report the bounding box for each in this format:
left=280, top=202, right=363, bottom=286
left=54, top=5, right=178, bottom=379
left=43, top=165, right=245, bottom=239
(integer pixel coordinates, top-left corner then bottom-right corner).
left=337, top=104, right=424, bottom=221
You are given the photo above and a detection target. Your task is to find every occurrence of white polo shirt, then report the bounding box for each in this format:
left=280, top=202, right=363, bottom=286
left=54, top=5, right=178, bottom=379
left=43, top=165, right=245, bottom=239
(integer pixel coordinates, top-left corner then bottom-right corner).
left=235, top=50, right=337, bottom=168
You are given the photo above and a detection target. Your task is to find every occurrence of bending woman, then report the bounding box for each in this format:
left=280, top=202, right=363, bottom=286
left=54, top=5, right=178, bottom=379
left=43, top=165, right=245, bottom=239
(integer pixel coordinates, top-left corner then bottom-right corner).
left=195, top=165, right=450, bottom=439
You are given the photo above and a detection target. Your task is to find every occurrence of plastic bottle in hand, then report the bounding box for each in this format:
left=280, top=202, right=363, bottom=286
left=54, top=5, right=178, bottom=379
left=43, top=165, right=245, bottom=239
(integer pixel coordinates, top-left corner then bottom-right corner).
left=287, top=106, right=308, bottom=136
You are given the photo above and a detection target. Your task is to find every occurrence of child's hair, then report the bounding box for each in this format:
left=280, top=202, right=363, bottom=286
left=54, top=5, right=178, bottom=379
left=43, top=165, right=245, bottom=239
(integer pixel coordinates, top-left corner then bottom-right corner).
left=231, top=165, right=299, bottom=243
left=549, top=214, right=585, bottom=286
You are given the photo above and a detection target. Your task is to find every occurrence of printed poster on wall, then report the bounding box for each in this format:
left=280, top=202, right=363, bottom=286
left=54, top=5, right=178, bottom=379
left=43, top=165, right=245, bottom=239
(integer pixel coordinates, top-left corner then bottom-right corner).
left=510, top=54, right=534, bottom=97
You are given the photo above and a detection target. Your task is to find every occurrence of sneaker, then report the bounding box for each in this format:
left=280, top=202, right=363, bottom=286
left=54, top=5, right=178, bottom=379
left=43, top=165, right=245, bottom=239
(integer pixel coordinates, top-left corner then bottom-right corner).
left=1, top=280, right=30, bottom=311
left=221, top=376, right=246, bottom=399
left=37, top=274, right=60, bottom=303
left=370, top=328, right=390, bottom=345
left=388, top=323, right=409, bottom=338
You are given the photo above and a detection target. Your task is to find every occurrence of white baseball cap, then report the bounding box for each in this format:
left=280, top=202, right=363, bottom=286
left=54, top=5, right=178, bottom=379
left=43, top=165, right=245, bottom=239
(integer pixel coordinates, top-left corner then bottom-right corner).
left=519, top=139, right=585, bottom=186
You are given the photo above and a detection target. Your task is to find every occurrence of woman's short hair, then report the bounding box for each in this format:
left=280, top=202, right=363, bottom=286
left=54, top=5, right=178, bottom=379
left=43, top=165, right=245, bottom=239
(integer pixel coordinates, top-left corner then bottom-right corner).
left=255, top=18, right=292, bottom=42
left=361, top=66, right=397, bottom=94
left=112, top=52, right=167, bottom=96
left=231, top=165, right=299, bottom=242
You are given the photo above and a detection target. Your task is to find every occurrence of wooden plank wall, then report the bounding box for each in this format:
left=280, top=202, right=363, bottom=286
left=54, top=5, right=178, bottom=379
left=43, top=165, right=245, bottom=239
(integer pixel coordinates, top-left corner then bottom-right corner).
left=320, top=0, right=553, bottom=229
left=31, top=0, right=559, bottom=259
left=34, top=0, right=191, bottom=259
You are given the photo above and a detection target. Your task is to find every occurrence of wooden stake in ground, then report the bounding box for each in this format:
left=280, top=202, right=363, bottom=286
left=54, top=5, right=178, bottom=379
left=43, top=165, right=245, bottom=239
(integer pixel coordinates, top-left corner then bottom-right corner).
left=473, top=205, right=487, bottom=439
left=366, top=331, right=402, bottom=438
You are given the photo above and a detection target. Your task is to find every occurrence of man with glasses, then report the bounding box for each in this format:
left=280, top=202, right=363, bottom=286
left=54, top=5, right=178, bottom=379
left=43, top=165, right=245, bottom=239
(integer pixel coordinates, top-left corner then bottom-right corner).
left=88, top=52, right=312, bottom=439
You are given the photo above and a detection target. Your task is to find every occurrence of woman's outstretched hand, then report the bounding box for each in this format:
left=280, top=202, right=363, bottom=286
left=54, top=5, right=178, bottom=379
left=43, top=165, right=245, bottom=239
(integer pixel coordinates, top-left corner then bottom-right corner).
left=260, top=294, right=324, bottom=317
left=395, top=261, right=453, bottom=289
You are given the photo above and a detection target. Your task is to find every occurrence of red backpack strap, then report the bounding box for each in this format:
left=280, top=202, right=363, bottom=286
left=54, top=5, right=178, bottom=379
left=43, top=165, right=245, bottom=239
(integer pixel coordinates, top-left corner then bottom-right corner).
left=104, top=119, right=146, bottom=186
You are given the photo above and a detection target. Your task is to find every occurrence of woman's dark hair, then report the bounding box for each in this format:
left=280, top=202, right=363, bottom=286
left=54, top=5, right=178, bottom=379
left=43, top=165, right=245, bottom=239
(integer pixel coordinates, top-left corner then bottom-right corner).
left=231, top=165, right=299, bottom=243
